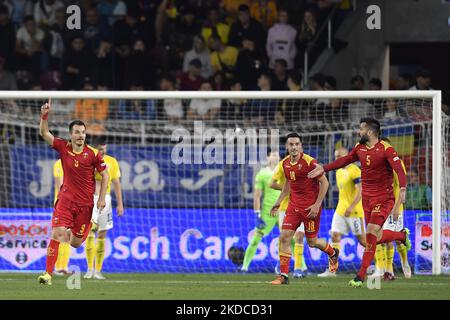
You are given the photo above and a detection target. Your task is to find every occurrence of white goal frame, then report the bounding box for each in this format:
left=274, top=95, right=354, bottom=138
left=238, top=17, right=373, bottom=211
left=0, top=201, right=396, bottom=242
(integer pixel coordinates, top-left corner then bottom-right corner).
left=0, top=90, right=443, bottom=274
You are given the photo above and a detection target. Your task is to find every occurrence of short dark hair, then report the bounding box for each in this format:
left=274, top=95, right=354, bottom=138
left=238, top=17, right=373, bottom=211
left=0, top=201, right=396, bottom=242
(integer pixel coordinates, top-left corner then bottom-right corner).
left=274, top=58, right=287, bottom=68
left=24, top=15, right=34, bottom=23
left=360, top=117, right=381, bottom=136
left=238, top=4, right=250, bottom=12
left=288, top=71, right=301, bottom=86
left=92, top=136, right=107, bottom=146
left=369, top=78, right=382, bottom=88
left=69, top=120, right=86, bottom=133
left=286, top=132, right=302, bottom=142
left=0, top=4, right=9, bottom=15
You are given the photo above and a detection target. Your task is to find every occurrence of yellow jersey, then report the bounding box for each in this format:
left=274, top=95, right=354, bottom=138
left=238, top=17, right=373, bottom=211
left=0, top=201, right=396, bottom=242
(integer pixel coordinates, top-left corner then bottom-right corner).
left=53, top=159, right=63, bottom=204
left=94, top=154, right=121, bottom=194
left=272, top=157, right=290, bottom=211
left=335, top=164, right=364, bottom=218
left=392, top=160, right=406, bottom=214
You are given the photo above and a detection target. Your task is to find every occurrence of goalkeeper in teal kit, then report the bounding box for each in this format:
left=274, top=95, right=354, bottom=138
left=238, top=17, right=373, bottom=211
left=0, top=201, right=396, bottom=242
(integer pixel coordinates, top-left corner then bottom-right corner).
left=240, top=151, right=287, bottom=272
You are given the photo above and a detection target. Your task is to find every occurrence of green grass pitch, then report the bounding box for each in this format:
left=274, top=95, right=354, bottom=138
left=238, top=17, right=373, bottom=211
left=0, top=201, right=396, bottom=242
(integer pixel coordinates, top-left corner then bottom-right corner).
left=1, top=273, right=449, bottom=300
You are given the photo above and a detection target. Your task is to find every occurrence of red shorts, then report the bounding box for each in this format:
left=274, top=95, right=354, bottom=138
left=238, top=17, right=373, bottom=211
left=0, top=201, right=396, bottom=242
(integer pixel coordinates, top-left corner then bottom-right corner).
left=362, top=195, right=395, bottom=227
left=52, top=197, right=93, bottom=238
left=282, top=205, right=321, bottom=238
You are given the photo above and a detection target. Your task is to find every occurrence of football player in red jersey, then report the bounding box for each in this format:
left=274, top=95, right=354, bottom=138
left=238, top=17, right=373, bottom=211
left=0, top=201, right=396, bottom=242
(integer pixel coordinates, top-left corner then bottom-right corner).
left=269, top=133, right=339, bottom=285
left=37, top=98, right=109, bottom=285
left=308, top=118, right=411, bottom=287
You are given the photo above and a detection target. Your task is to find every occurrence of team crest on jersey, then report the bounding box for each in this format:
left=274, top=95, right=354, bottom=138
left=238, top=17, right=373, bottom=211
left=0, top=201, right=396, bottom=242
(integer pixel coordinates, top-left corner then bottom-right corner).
left=298, top=164, right=302, bottom=170
left=83, top=152, right=88, bottom=159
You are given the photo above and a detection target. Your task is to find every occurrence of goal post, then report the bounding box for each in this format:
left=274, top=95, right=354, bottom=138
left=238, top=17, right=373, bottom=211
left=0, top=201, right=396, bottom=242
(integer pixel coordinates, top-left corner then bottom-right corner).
left=0, top=90, right=447, bottom=275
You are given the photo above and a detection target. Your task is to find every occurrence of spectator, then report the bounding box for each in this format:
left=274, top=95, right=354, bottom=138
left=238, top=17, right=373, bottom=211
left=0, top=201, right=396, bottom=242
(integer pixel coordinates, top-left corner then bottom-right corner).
left=295, top=8, right=318, bottom=68
left=97, top=0, right=127, bottom=26
left=220, top=78, right=244, bottom=120
left=15, top=15, right=46, bottom=79
left=209, top=33, right=238, bottom=79
left=369, top=78, right=382, bottom=90
left=212, top=71, right=229, bottom=91
left=234, top=37, right=265, bottom=90
left=276, top=0, right=305, bottom=26
left=201, top=7, right=230, bottom=45
left=82, top=7, right=112, bottom=52
left=92, top=40, right=113, bottom=89
left=395, top=73, right=413, bottom=90
left=266, top=9, right=296, bottom=70
left=160, top=74, right=184, bottom=125
left=221, top=0, right=251, bottom=23
left=171, top=5, right=202, bottom=52
left=183, top=35, right=213, bottom=79
left=409, top=68, right=433, bottom=90
left=0, top=4, right=16, bottom=71
left=406, top=170, right=431, bottom=210
left=308, top=73, right=328, bottom=122
left=118, top=84, right=156, bottom=120
left=324, top=75, right=337, bottom=90
left=187, top=80, right=221, bottom=120
left=348, top=98, right=374, bottom=123
left=62, top=35, right=94, bottom=90
left=350, top=74, right=365, bottom=90
left=179, top=58, right=204, bottom=91
left=33, top=0, right=64, bottom=28
left=0, top=56, right=17, bottom=89
left=73, top=77, right=109, bottom=136
left=244, top=73, right=276, bottom=126
left=250, top=0, right=278, bottom=28
left=51, top=7, right=72, bottom=47
left=228, top=4, right=265, bottom=51
left=278, top=71, right=303, bottom=124
left=270, top=58, right=288, bottom=91
left=382, top=98, right=400, bottom=120
left=8, top=0, right=34, bottom=28
left=325, top=98, right=349, bottom=123
left=126, top=39, right=154, bottom=89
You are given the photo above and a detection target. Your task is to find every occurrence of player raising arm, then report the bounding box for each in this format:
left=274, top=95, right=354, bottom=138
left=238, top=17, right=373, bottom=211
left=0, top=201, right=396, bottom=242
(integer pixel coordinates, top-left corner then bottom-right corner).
left=308, top=118, right=411, bottom=288
left=38, top=99, right=109, bottom=285
left=269, top=133, right=339, bottom=285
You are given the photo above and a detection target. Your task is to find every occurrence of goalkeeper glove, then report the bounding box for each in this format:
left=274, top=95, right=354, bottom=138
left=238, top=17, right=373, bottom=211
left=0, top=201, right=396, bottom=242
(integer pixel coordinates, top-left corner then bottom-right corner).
left=255, top=211, right=266, bottom=229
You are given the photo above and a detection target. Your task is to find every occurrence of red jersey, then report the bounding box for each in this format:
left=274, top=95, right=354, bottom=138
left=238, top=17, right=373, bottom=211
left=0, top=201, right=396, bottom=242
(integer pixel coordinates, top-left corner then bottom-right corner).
left=282, top=153, right=320, bottom=208
left=324, top=140, right=406, bottom=199
left=52, top=137, right=106, bottom=205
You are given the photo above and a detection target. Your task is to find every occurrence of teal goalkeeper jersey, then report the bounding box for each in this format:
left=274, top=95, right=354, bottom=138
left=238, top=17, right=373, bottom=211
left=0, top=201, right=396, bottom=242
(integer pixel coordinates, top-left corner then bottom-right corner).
left=254, top=167, right=281, bottom=216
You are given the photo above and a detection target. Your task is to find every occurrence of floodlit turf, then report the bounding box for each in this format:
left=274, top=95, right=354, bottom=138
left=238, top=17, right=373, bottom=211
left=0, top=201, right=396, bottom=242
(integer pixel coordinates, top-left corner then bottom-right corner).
left=1, top=273, right=449, bottom=300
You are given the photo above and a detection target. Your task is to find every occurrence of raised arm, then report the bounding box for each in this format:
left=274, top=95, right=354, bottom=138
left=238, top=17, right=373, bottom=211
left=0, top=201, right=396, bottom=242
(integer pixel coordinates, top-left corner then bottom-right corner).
left=39, top=98, right=54, bottom=146
left=308, top=147, right=359, bottom=178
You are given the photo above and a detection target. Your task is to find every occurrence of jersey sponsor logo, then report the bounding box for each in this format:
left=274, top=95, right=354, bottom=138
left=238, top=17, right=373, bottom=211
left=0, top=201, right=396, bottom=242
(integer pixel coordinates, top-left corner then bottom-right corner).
left=372, top=204, right=381, bottom=213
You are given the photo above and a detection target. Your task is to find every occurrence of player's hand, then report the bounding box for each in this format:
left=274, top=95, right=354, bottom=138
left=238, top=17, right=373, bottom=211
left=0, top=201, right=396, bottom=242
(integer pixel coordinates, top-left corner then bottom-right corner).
left=307, top=163, right=324, bottom=179
left=255, top=212, right=266, bottom=230
left=117, top=204, right=124, bottom=217
left=270, top=204, right=280, bottom=217
left=399, top=188, right=406, bottom=204
left=392, top=211, right=399, bottom=222
left=41, top=98, right=51, bottom=116
left=306, top=203, right=320, bottom=218
left=97, top=197, right=106, bottom=214
left=344, top=207, right=352, bottom=217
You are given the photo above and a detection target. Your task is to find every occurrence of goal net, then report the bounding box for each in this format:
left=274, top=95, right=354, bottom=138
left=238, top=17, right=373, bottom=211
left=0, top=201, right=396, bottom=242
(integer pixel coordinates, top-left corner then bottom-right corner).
left=0, top=90, right=447, bottom=275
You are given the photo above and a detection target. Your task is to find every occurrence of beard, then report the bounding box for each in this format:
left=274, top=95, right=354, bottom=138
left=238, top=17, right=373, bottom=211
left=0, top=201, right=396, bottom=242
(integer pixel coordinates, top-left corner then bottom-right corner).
left=359, top=134, right=369, bottom=145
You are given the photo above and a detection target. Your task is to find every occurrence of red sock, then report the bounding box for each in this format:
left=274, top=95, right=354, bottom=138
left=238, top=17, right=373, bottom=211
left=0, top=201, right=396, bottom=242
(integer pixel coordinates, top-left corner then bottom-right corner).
left=357, top=233, right=377, bottom=280
left=323, top=243, right=335, bottom=256
left=377, top=230, right=405, bottom=244
left=45, top=239, right=60, bottom=275
left=279, top=252, right=291, bottom=275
